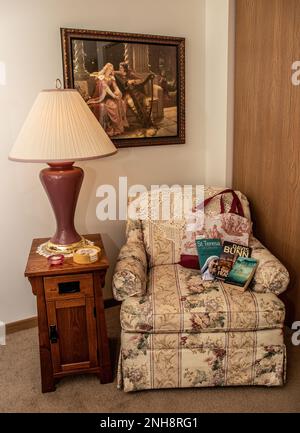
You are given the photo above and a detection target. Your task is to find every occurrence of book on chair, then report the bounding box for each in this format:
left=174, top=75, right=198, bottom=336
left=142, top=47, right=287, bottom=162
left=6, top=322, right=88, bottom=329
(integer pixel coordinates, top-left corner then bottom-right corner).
left=216, top=241, right=252, bottom=281
left=223, top=256, right=258, bottom=292
left=196, top=238, right=222, bottom=281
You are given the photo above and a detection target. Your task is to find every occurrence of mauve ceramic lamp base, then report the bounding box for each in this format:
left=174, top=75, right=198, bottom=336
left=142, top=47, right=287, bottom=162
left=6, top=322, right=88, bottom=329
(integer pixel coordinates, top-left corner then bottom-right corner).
left=39, top=162, right=86, bottom=255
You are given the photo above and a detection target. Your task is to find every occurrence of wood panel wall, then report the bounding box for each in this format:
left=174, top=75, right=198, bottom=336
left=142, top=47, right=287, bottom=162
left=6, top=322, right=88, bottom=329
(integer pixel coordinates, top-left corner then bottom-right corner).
left=234, top=0, right=300, bottom=324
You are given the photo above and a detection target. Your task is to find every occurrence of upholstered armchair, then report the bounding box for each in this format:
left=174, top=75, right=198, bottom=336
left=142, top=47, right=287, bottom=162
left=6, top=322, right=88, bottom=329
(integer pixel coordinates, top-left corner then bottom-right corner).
left=112, top=187, right=289, bottom=392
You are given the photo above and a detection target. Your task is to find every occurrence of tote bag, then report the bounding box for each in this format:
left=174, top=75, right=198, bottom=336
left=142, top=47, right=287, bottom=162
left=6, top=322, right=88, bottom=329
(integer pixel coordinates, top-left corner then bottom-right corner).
left=180, top=189, right=252, bottom=269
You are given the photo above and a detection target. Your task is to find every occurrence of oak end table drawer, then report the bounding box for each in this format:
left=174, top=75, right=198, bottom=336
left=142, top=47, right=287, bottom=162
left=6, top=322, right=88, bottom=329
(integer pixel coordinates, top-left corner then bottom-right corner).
left=44, top=273, right=93, bottom=300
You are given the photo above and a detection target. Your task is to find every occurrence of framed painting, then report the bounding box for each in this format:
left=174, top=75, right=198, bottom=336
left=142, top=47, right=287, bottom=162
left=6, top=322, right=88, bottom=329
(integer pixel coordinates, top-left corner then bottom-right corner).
left=61, top=28, right=185, bottom=148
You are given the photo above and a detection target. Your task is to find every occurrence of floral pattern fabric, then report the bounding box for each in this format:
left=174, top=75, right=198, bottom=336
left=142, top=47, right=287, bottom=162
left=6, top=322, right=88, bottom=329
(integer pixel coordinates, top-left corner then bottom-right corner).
left=118, top=328, right=286, bottom=392
left=138, top=187, right=252, bottom=267
left=126, top=219, right=144, bottom=243
left=112, top=241, right=147, bottom=301
left=250, top=237, right=290, bottom=295
left=181, top=213, right=252, bottom=256
left=120, top=264, right=285, bottom=333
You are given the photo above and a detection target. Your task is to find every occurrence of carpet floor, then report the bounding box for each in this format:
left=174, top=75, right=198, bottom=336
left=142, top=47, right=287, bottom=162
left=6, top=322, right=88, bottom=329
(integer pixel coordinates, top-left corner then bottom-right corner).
left=0, top=306, right=299, bottom=413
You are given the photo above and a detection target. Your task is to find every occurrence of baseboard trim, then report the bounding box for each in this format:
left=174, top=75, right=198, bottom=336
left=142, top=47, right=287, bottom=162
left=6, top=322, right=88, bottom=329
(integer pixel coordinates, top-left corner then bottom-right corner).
left=6, top=317, right=38, bottom=335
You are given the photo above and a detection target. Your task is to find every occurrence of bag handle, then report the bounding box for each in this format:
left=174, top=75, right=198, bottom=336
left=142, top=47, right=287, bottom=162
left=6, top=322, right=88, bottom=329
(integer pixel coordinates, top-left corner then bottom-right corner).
left=196, top=189, right=245, bottom=217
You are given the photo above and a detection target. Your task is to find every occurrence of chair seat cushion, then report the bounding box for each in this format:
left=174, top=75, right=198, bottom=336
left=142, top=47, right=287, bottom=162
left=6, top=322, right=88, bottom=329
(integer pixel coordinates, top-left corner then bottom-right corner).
left=120, top=264, right=285, bottom=334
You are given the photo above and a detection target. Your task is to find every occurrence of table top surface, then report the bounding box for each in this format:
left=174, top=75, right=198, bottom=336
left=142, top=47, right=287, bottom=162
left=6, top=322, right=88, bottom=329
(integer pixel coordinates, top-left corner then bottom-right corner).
left=25, top=234, right=109, bottom=277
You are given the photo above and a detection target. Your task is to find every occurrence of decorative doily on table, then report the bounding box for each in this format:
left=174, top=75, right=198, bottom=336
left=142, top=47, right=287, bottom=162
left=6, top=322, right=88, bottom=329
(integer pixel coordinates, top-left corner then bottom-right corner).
left=36, top=239, right=95, bottom=258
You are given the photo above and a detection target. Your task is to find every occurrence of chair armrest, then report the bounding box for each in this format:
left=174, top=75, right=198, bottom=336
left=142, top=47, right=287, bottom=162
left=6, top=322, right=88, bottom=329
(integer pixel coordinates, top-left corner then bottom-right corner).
left=112, top=241, right=147, bottom=301
left=250, top=236, right=289, bottom=295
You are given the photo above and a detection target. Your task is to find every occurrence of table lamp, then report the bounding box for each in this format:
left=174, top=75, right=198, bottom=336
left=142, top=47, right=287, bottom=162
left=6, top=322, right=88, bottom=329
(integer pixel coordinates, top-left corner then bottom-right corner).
left=9, top=81, right=117, bottom=254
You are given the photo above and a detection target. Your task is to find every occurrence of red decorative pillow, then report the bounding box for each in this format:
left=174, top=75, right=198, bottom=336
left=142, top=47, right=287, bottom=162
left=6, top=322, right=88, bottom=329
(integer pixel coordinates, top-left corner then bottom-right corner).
left=179, top=254, right=199, bottom=270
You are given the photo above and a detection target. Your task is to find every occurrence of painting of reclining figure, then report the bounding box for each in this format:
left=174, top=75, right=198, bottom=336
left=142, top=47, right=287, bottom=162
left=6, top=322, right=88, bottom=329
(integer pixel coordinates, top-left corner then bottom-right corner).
left=61, top=28, right=185, bottom=147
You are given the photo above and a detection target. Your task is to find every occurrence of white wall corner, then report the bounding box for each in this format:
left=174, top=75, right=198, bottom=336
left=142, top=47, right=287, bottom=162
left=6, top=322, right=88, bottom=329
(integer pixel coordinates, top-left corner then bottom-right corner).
left=204, top=0, right=235, bottom=188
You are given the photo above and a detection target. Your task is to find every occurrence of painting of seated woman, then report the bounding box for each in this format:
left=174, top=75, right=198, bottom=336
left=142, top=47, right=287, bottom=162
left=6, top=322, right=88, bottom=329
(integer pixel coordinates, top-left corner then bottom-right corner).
left=61, top=28, right=185, bottom=147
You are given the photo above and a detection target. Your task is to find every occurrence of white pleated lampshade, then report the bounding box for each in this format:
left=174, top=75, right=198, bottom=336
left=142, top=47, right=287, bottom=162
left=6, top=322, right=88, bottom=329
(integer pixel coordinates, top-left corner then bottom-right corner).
left=9, top=89, right=117, bottom=162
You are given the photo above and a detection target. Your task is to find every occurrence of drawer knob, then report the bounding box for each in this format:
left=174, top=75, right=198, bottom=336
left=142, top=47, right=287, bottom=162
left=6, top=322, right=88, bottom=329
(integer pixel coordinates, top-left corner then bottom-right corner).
left=49, top=325, right=58, bottom=344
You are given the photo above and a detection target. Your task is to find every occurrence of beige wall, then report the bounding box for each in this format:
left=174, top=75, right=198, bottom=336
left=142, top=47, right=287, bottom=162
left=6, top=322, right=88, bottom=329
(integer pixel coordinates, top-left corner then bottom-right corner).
left=0, top=0, right=233, bottom=323
left=205, top=0, right=235, bottom=186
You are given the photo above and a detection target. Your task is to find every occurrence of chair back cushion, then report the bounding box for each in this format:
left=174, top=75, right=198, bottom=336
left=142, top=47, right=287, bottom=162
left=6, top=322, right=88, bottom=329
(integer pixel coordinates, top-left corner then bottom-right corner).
left=127, top=186, right=251, bottom=267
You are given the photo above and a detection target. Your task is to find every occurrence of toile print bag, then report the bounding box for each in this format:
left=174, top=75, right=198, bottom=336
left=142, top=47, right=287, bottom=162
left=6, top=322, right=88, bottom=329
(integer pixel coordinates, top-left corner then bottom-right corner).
left=180, top=189, right=252, bottom=268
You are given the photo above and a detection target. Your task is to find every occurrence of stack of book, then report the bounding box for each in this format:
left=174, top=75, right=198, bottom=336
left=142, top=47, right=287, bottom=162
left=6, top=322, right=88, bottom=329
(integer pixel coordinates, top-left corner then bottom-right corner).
left=195, top=239, right=258, bottom=291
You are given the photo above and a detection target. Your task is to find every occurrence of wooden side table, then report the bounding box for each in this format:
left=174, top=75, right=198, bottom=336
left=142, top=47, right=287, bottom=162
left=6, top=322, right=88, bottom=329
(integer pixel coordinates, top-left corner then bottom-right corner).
left=25, top=234, right=112, bottom=393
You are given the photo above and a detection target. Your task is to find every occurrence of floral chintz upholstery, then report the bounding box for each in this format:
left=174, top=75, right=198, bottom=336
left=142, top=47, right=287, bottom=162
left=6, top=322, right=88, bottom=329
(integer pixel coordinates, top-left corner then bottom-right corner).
left=112, top=240, right=147, bottom=301
left=118, top=329, right=286, bottom=392
left=113, top=187, right=289, bottom=392
left=120, top=264, right=285, bottom=334
left=250, top=237, right=289, bottom=295
left=140, top=187, right=252, bottom=267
